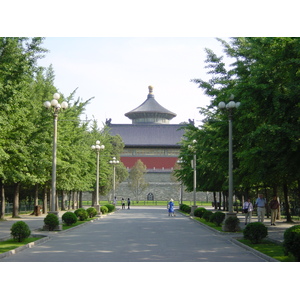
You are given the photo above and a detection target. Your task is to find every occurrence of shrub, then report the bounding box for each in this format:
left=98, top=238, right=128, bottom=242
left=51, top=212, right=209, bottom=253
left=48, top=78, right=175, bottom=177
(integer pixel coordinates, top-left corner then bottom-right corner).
left=180, top=204, right=191, bottom=214
left=86, top=207, right=98, bottom=218
left=10, top=221, right=31, bottom=242
left=194, top=207, right=207, bottom=218
left=283, top=225, right=300, bottom=261
left=224, top=216, right=240, bottom=232
left=62, top=211, right=78, bottom=226
left=209, top=211, right=226, bottom=226
left=202, top=210, right=213, bottom=222
left=243, top=222, right=268, bottom=244
left=100, top=206, right=109, bottom=214
left=74, top=208, right=88, bottom=221
left=104, top=204, right=115, bottom=213
left=44, top=213, right=59, bottom=231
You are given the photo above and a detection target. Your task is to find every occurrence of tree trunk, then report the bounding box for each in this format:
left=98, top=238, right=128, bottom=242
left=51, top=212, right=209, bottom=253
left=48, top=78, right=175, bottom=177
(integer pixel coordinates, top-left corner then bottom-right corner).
left=12, top=182, right=20, bottom=218
left=34, top=183, right=39, bottom=206
left=213, top=191, right=217, bottom=209
left=283, top=183, right=292, bottom=222
left=43, top=186, right=48, bottom=214
left=79, top=191, right=83, bottom=208
left=0, top=179, right=5, bottom=219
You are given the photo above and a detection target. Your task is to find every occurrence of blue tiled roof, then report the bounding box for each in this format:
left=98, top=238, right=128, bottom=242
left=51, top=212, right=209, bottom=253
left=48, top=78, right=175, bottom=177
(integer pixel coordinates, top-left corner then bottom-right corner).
left=108, top=124, right=185, bottom=147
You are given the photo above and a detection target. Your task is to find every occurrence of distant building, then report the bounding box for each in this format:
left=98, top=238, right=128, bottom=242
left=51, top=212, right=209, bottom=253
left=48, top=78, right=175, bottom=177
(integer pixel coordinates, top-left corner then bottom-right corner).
left=106, top=86, right=212, bottom=203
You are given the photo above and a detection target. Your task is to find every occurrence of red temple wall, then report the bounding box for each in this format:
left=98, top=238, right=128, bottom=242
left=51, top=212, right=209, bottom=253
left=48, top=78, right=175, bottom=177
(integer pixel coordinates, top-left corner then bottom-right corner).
left=120, top=156, right=178, bottom=169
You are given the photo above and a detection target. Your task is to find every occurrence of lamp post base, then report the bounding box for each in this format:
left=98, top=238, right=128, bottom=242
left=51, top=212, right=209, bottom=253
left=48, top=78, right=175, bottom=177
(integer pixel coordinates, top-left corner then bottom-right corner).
left=93, top=204, right=101, bottom=216
left=222, top=212, right=240, bottom=232
left=190, top=205, right=198, bottom=216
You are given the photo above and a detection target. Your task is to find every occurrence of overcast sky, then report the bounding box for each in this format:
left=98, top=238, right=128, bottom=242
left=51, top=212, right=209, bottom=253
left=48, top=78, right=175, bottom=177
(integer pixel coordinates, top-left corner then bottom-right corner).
left=38, top=37, right=232, bottom=126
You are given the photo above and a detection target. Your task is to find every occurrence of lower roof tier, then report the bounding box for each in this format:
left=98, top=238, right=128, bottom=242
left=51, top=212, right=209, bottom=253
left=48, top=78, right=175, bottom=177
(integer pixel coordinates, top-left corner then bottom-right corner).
left=121, top=156, right=178, bottom=170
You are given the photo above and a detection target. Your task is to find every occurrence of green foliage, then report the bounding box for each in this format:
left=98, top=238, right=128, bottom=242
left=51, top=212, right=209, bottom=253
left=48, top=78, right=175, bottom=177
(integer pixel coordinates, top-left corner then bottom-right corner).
left=243, top=222, right=268, bottom=244
left=74, top=208, right=88, bottom=221
left=44, top=213, right=59, bottom=231
left=209, top=211, right=226, bottom=226
left=104, top=204, right=115, bottom=213
left=202, top=210, right=213, bottom=222
left=62, top=211, right=78, bottom=225
left=86, top=207, right=98, bottom=218
left=180, top=204, right=191, bottom=214
left=100, top=206, right=109, bottom=214
left=194, top=207, right=207, bottom=218
left=283, top=225, right=300, bottom=261
left=224, top=216, right=240, bottom=232
left=10, top=221, right=31, bottom=242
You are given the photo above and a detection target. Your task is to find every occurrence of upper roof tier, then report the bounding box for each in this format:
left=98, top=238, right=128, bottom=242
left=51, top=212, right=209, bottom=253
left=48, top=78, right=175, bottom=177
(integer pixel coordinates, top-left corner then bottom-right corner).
left=125, top=86, right=177, bottom=124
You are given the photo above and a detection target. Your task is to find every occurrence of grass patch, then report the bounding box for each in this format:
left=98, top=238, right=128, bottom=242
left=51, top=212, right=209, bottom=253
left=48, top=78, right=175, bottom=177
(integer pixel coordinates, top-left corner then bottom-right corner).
left=62, top=217, right=97, bottom=230
left=0, top=237, right=41, bottom=254
left=193, top=217, right=223, bottom=232
left=237, top=238, right=295, bottom=262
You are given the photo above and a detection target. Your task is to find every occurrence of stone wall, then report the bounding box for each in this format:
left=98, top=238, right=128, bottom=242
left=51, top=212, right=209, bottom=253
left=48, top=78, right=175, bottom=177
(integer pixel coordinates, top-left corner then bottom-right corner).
left=94, top=171, right=214, bottom=204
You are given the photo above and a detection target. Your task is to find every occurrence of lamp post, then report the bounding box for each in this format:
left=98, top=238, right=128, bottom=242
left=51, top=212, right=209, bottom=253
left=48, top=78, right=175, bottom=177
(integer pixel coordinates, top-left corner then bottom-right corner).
left=91, top=140, right=105, bottom=214
left=44, top=93, right=68, bottom=224
left=188, top=139, right=197, bottom=215
left=218, top=95, right=240, bottom=218
left=109, top=157, right=119, bottom=202
left=177, top=157, right=184, bottom=205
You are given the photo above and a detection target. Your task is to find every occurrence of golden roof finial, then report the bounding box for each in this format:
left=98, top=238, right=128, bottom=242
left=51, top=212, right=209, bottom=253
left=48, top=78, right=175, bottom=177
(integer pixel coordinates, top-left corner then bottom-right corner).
left=148, top=85, right=153, bottom=94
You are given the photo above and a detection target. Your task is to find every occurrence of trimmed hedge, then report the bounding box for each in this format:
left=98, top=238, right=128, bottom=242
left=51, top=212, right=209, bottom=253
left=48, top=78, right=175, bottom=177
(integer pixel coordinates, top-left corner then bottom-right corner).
left=283, top=225, right=300, bottom=261
left=209, top=211, right=226, bottom=226
left=44, top=213, right=59, bottom=231
left=10, top=221, right=31, bottom=242
left=243, top=222, right=268, bottom=244
left=74, top=208, right=88, bottom=221
left=62, top=211, right=78, bottom=226
left=202, top=210, right=213, bottom=222
left=194, top=207, right=207, bottom=218
left=86, top=207, right=98, bottom=218
left=180, top=204, right=191, bottom=214
left=224, top=216, right=240, bottom=232
left=100, top=206, right=109, bottom=214
left=104, top=204, right=115, bottom=213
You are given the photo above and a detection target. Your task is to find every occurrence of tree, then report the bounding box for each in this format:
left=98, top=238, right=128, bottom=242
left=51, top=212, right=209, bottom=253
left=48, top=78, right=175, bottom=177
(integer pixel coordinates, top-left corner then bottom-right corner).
left=128, top=159, right=148, bottom=202
left=189, top=37, right=300, bottom=220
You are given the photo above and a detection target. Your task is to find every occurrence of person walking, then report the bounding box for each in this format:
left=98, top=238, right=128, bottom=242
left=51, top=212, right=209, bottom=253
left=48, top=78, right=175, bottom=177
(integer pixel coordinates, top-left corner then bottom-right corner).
left=269, top=195, right=280, bottom=226
left=127, top=197, right=131, bottom=209
left=243, top=198, right=253, bottom=225
left=255, top=194, right=267, bottom=223
left=167, top=199, right=175, bottom=217
left=121, top=198, right=125, bottom=210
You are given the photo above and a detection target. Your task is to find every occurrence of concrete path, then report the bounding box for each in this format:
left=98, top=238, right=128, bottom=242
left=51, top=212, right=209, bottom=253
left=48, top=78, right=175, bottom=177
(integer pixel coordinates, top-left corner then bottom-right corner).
left=1, top=207, right=268, bottom=262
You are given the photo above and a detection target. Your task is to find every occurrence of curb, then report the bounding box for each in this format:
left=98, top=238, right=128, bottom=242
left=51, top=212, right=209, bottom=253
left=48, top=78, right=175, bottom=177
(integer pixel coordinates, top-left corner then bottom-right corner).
left=0, top=234, right=50, bottom=260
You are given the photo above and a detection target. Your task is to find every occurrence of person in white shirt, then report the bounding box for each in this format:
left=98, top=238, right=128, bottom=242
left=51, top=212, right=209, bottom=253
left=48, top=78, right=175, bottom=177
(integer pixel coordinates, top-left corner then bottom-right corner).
left=255, top=194, right=267, bottom=222
left=243, top=198, right=254, bottom=225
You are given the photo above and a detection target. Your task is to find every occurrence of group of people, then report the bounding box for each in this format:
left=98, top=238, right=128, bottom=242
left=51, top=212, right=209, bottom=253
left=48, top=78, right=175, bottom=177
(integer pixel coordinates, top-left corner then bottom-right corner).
left=113, top=197, right=131, bottom=209
left=243, top=194, right=280, bottom=225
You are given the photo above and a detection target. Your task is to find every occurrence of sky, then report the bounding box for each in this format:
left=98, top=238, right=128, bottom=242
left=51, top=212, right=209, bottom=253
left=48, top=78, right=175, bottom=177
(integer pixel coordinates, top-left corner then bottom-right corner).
left=38, top=37, right=230, bottom=127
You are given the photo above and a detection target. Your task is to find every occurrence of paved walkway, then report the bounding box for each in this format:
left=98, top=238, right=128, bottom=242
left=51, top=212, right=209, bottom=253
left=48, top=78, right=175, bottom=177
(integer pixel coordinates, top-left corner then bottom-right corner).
left=0, top=207, right=298, bottom=262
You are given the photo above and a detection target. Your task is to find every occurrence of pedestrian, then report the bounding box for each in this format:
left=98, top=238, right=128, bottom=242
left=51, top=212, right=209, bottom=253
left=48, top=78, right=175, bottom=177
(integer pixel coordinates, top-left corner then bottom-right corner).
left=243, top=198, right=253, bottom=225
left=127, top=197, right=131, bottom=209
left=167, top=198, right=175, bottom=217
left=255, top=194, right=267, bottom=223
left=269, top=195, right=279, bottom=226
left=121, top=198, right=125, bottom=210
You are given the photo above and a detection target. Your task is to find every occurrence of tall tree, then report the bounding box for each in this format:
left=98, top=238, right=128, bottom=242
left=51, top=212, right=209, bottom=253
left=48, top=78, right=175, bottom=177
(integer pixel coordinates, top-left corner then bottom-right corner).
left=128, top=159, right=148, bottom=202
